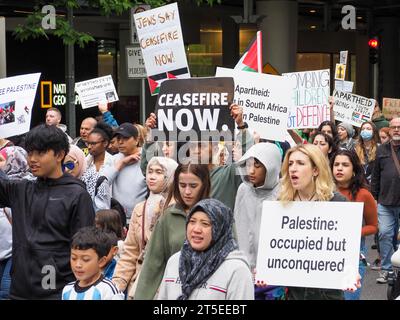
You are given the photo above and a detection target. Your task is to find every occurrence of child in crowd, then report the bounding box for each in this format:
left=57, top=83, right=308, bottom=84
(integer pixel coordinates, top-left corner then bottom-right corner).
left=234, top=142, right=286, bottom=300
left=62, top=227, right=124, bottom=300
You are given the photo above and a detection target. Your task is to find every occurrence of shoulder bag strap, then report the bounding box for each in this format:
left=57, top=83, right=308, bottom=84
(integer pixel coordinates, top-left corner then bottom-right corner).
left=141, top=200, right=147, bottom=249
left=390, top=142, right=400, bottom=177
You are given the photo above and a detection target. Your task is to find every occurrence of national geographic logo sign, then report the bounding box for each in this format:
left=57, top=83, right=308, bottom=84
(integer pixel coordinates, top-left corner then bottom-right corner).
left=40, top=81, right=80, bottom=108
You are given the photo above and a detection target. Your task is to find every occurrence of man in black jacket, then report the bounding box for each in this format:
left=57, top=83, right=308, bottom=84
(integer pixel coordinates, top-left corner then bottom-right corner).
left=0, top=125, right=95, bottom=299
left=371, top=117, right=400, bottom=284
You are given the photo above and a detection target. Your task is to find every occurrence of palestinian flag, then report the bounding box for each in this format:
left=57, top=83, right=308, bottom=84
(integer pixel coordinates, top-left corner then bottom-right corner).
left=148, top=67, right=190, bottom=95
left=234, top=31, right=263, bottom=73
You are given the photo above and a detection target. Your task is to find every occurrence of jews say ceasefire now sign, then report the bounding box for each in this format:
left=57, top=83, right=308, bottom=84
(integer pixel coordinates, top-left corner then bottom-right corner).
left=153, top=77, right=235, bottom=142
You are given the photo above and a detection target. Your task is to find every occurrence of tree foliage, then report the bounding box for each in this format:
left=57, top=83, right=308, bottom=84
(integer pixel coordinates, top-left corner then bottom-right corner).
left=13, top=0, right=219, bottom=47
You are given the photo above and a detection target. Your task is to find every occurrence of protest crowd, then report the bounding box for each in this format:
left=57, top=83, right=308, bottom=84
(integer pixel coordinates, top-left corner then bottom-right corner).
left=1, top=92, right=399, bottom=301
left=1, top=3, right=400, bottom=302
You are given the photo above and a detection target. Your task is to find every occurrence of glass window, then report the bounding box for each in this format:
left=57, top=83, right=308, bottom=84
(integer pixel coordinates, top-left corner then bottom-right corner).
left=98, top=39, right=118, bottom=82
left=187, top=27, right=222, bottom=77
left=296, top=53, right=330, bottom=71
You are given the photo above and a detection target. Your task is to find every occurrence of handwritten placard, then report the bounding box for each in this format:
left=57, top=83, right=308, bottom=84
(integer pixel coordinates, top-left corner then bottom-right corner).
left=283, top=69, right=330, bottom=129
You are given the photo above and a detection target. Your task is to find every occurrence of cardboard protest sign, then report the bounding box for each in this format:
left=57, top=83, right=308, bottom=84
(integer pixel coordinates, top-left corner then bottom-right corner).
left=332, top=90, right=375, bottom=127
left=216, top=67, right=293, bottom=142
left=335, top=63, right=346, bottom=81
left=382, top=98, right=400, bottom=120
left=283, top=69, right=330, bottom=129
left=256, top=201, right=363, bottom=290
left=153, top=77, right=235, bottom=142
left=75, top=75, right=118, bottom=109
left=334, top=80, right=354, bottom=93
left=134, top=2, right=190, bottom=95
left=0, top=73, right=40, bottom=138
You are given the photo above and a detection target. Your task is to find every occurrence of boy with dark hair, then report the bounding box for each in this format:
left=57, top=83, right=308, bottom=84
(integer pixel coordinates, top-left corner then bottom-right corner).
left=0, top=124, right=95, bottom=299
left=62, top=227, right=123, bottom=300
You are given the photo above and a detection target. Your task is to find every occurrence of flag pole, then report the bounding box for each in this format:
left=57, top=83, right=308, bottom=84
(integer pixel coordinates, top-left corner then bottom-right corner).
left=257, top=31, right=262, bottom=73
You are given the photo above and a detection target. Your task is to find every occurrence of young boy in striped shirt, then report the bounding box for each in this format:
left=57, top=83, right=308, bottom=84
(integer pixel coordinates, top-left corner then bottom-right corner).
left=62, top=227, right=124, bottom=300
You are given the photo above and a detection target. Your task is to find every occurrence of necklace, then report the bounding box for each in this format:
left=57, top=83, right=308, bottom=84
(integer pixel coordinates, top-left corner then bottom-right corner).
left=297, top=191, right=316, bottom=201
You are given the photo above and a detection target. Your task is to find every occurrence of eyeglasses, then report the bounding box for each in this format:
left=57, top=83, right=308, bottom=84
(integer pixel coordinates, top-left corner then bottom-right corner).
left=390, top=126, right=400, bottom=130
left=86, top=140, right=105, bottom=146
left=62, top=160, right=77, bottom=171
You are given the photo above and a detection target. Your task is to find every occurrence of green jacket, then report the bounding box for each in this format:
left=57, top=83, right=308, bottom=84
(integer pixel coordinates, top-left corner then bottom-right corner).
left=210, top=129, right=253, bottom=210
left=373, top=116, right=389, bottom=130
left=134, top=204, right=186, bottom=299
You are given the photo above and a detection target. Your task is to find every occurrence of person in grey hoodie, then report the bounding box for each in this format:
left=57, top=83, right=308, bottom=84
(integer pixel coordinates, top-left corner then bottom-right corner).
left=337, top=122, right=356, bottom=151
left=234, top=142, right=286, bottom=300
left=158, top=198, right=254, bottom=300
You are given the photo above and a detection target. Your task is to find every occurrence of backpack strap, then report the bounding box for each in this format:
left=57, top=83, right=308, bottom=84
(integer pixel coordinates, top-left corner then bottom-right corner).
left=95, top=176, right=108, bottom=196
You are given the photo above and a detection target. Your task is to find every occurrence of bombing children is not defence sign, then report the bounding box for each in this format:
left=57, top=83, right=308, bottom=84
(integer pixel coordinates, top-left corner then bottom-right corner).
left=282, top=69, right=330, bottom=129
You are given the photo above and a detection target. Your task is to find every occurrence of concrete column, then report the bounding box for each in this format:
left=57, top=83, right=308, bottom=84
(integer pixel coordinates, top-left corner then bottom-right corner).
left=256, top=0, right=298, bottom=74
left=374, top=16, right=400, bottom=102
left=0, top=17, right=6, bottom=78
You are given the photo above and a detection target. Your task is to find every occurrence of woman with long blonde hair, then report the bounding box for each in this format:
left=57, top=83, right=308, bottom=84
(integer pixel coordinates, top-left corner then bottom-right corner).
left=278, top=144, right=337, bottom=203
left=278, top=144, right=349, bottom=300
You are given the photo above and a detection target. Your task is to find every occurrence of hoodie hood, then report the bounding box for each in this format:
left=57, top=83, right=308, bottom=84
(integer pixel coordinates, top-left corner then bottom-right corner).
left=57, top=124, right=68, bottom=133
left=338, top=122, right=355, bottom=139
left=37, top=173, right=87, bottom=189
left=236, top=142, right=281, bottom=190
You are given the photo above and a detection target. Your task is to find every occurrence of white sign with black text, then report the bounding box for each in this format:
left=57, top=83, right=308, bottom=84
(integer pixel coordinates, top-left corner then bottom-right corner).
left=75, top=75, right=119, bottom=109
left=332, top=90, right=375, bottom=127
left=216, top=67, right=294, bottom=142
left=0, top=73, right=41, bottom=138
left=256, top=201, right=363, bottom=290
left=126, top=46, right=147, bottom=78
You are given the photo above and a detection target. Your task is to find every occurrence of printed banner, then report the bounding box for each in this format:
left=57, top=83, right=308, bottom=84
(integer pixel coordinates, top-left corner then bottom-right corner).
left=216, top=67, right=294, bottom=142
left=0, top=73, right=41, bottom=138
left=283, top=69, right=330, bottom=129
left=256, top=201, right=363, bottom=290
left=153, top=77, right=235, bottom=142
left=75, top=75, right=118, bottom=109
left=335, top=63, right=346, bottom=81
left=332, top=90, right=375, bottom=127
left=134, top=2, right=190, bottom=95
left=382, top=97, right=400, bottom=120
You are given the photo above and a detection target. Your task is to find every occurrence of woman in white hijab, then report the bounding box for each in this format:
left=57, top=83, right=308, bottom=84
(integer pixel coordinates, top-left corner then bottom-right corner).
left=112, top=157, right=178, bottom=299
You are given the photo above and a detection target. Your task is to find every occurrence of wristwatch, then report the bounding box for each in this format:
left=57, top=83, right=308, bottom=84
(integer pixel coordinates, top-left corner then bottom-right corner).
left=237, top=122, right=248, bottom=130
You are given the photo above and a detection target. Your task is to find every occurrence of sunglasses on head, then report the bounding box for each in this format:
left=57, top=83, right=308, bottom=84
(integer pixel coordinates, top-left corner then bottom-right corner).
left=62, top=160, right=77, bottom=172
